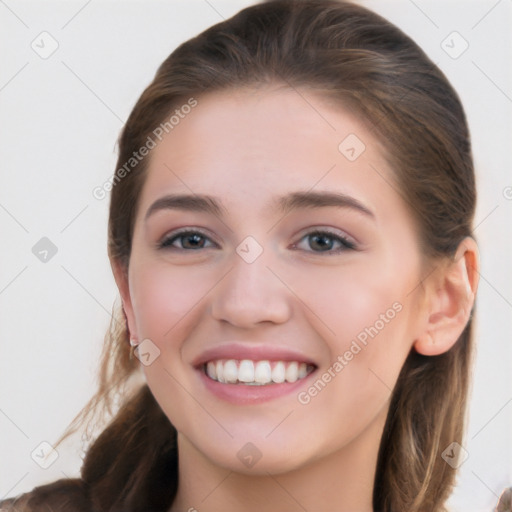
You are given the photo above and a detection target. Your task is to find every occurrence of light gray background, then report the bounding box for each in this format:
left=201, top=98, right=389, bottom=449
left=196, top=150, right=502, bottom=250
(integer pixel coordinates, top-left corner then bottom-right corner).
left=0, top=1, right=511, bottom=510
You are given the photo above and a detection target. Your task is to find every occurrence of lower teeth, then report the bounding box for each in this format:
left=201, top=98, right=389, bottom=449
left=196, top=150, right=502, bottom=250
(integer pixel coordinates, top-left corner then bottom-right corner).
left=210, top=378, right=299, bottom=385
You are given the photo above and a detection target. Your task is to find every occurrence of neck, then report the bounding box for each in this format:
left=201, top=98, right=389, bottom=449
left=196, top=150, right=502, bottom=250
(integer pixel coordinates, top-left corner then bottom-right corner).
left=169, top=405, right=387, bottom=512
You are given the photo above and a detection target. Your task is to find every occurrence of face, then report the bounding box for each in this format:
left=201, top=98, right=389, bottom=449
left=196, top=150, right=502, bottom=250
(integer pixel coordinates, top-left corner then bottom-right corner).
left=120, top=84, right=429, bottom=475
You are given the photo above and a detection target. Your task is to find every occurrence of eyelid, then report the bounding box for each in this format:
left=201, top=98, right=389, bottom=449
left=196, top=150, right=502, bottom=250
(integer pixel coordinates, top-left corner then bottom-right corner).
left=158, top=227, right=217, bottom=250
left=296, top=226, right=355, bottom=242
left=157, top=227, right=358, bottom=255
left=292, top=227, right=357, bottom=252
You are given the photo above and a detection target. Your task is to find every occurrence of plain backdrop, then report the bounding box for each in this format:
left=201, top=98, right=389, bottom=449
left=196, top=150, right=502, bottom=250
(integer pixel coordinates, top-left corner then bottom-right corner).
left=0, top=1, right=511, bottom=510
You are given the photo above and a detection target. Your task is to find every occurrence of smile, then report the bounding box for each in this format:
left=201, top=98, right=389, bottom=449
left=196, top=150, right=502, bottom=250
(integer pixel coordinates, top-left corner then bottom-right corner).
left=204, top=359, right=315, bottom=385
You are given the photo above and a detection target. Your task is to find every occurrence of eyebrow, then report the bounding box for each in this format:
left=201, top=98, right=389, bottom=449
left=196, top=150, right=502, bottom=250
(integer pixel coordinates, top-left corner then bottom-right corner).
left=144, top=190, right=375, bottom=222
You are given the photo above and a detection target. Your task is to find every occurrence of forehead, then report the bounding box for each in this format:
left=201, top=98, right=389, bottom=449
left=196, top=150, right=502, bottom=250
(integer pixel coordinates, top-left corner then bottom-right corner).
left=137, top=85, right=400, bottom=223
left=154, top=85, right=378, bottom=161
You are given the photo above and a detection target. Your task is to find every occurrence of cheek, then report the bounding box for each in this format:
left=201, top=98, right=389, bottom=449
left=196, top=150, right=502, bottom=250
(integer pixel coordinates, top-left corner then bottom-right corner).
left=131, top=260, right=213, bottom=342
left=130, top=260, right=221, bottom=433
left=290, top=261, right=406, bottom=345
left=289, top=262, right=413, bottom=400
left=288, top=271, right=410, bottom=451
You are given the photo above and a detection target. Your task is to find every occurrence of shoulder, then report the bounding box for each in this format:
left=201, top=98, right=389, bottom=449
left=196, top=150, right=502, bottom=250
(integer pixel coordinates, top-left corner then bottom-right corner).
left=0, top=478, right=90, bottom=512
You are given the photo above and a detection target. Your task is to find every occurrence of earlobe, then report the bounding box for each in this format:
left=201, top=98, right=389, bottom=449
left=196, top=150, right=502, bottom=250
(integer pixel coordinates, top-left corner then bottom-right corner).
left=110, top=258, right=139, bottom=344
left=414, top=237, right=479, bottom=356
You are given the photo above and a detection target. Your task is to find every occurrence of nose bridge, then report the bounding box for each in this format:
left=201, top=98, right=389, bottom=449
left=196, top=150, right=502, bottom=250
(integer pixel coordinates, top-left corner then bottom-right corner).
left=210, top=238, right=291, bottom=327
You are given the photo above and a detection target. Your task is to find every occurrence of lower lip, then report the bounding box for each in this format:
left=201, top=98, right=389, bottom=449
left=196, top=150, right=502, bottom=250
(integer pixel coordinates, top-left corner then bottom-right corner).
left=197, top=367, right=317, bottom=405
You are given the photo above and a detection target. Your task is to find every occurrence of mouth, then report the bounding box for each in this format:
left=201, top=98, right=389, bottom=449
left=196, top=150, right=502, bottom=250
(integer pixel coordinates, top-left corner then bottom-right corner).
left=203, top=359, right=316, bottom=386
left=192, top=344, right=319, bottom=404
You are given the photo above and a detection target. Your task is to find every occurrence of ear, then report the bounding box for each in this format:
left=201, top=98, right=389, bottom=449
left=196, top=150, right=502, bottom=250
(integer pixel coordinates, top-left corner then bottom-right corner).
left=111, top=258, right=139, bottom=344
left=414, top=237, right=479, bottom=356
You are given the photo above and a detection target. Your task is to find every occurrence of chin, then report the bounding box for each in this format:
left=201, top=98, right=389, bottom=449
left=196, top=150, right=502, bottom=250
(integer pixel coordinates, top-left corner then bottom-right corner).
left=208, top=443, right=311, bottom=476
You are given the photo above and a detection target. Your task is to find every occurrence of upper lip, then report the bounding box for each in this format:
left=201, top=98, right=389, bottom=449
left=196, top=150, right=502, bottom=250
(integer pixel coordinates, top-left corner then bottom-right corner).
left=192, top=343, right=318, bottom=368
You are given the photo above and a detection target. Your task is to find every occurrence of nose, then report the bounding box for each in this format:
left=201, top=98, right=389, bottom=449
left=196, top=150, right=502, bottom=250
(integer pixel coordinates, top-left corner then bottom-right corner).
left=210, top=246, right=292, bottom=328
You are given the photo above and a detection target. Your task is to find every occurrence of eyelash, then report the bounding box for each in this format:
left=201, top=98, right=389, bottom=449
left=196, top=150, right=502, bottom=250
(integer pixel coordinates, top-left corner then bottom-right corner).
left=157, top=228, right=356, bottom=254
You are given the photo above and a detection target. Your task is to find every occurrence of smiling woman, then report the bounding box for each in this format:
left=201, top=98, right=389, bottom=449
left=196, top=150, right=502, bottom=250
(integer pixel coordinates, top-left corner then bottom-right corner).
left=1, top=0, right=508, bottom=511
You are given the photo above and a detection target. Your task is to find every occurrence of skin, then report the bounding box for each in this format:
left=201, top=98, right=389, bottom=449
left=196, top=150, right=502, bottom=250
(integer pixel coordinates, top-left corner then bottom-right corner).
left=113, top=84, right=479, bottom=512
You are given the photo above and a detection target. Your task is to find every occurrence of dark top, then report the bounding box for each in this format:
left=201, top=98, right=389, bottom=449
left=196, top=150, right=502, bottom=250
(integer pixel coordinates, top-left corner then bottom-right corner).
left=0, top=478, right=90, bottom=512
left=1, top=481, right=511, bottom=511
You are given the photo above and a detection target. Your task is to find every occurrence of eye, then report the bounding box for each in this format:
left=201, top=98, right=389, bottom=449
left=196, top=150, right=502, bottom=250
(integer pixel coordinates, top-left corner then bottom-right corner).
left=158, top=229, right=216, bottom=251
left=293, top=229, right=356, bottom=254
left=157, top=228, right=356, bottom=253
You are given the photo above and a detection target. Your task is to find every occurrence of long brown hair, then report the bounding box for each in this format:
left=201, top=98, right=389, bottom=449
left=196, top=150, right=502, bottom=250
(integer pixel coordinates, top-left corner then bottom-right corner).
left=22, top=1, right=477, bottom=510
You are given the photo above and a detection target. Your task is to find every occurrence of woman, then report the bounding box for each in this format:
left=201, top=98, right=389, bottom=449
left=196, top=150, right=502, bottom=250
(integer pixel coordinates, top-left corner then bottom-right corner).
left=1, top=0, right=507, bottom=510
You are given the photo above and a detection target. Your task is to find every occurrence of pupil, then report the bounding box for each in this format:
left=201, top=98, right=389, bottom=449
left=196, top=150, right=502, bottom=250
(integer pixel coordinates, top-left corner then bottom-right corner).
left=311, top=234, right=332, bottom=251
left=184, top=234, right=203, bottom=248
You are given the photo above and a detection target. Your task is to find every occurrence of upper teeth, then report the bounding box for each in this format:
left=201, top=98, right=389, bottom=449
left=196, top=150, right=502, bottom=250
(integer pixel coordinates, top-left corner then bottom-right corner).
left=205, top=359, right=312, bottom=385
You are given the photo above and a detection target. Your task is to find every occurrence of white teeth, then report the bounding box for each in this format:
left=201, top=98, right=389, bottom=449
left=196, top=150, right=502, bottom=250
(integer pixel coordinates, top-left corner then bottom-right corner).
left=254, top=361, right=272, bottom=384
left=223, top=359, right=238, bottom=383
left=271, top=361, right=286, bottom=383
left=216, top=360, right=225, bottom=383
left=238, top=360, right=255, bottom=382
left=204, top=359, right=314, bottom=385
left=206, top=361, right=216, bottom=380
left=285, top=361, right=299, bottom=383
